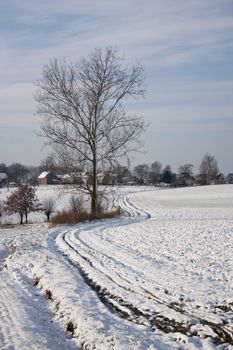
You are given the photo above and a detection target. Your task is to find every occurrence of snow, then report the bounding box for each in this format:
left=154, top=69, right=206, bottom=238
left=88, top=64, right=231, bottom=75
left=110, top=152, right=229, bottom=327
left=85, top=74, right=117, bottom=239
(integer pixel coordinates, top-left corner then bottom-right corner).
left=0, top=172, right=7, bottom=181
left=0, top=185, right=233, bottom=349
left=38, top=171, right=50, bottom=179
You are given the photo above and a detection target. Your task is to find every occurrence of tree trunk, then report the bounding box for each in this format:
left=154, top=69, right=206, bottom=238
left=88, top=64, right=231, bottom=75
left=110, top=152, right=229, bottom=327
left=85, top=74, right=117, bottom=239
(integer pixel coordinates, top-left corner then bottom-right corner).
left=20, top=214, right=23, bottom=224
left=91, top=149, right=97, bottom=213
left=25, top=212, right=28, bottom=224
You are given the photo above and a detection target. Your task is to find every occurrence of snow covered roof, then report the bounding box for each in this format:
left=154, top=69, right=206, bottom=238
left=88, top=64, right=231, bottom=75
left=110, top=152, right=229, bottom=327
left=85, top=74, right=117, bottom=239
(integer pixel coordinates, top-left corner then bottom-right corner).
left=0, top=172, right=8, bottom=180
left=62, top=174, right=72, bottom=179
left=38, top=171, right=50, bottom=179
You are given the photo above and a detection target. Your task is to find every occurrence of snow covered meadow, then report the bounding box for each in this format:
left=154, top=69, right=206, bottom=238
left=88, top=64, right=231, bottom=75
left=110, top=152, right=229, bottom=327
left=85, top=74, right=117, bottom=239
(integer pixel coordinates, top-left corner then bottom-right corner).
left=0, top=185, right=232, bottom=349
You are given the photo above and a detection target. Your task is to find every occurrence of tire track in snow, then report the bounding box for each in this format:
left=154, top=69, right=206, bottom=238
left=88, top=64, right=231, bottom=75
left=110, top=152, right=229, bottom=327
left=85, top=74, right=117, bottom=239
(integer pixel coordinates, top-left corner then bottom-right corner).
left=0, top=270, right=75, bottom=350
left=51, top=193, right=233, bottom=346
left=0, top=279, right=26, bottom=349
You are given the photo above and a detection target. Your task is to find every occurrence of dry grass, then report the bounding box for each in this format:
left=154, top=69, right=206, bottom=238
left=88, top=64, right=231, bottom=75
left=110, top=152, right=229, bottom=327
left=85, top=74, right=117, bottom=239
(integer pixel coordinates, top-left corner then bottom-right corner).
left=45, top=289, right=53, bottom=300
left=51, top=206, right=121, bottom=226
left=66, top=321, right=76, bottom=336
left=33, top=276, right=41, bottom=286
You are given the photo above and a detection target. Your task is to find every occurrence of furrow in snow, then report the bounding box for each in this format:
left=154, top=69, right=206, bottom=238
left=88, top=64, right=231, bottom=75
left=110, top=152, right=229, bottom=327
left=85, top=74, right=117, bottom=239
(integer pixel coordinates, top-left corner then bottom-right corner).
left=51, top=193, right=233, bottom=347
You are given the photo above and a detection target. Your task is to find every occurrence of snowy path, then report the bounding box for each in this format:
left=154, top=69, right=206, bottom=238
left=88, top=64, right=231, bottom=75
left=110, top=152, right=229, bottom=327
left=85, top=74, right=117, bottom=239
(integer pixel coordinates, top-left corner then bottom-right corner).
left=0, top=271, right=76, bottom=350
left=0, top=227, right=77, bottom=350
left=45, top=190, right=233, bottom=349
left=0, top=185, right=233, bottom=349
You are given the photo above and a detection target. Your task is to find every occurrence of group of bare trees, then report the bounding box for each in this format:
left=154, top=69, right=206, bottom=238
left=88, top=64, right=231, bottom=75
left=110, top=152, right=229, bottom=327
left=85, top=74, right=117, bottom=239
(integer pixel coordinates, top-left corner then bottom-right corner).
left=133, top=163, right=177, bottom=185
left=132, top=153, right=220, bottom=186
left=1, top=186, right=57, bottom=225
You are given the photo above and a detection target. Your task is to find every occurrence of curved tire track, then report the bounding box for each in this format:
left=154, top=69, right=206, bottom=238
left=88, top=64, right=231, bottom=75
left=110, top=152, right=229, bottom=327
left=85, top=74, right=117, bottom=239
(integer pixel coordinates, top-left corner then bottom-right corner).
left=51, top=193, right=233, bottom=346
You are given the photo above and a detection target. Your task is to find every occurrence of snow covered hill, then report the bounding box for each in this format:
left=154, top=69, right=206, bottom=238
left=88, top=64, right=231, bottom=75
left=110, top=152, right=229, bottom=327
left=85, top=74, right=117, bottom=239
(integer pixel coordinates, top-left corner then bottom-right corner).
left=0, top=185, right=232, bottom=349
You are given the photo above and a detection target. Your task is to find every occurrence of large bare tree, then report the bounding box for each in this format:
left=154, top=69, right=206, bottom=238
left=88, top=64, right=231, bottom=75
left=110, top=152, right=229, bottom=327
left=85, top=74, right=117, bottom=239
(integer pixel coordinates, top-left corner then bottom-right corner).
left=36, top=47, right=146, bottom=212
left=199, top=153, right=219, bottom=185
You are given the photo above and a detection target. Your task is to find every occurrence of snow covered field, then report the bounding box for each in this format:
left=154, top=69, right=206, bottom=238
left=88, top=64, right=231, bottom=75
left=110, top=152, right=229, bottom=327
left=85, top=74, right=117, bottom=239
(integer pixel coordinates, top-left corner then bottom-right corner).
left=0, top=185, right=233, bottom=349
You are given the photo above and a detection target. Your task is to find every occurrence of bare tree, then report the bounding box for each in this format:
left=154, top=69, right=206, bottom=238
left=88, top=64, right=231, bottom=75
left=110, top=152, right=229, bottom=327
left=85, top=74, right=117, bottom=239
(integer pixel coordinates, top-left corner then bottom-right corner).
left=36, top=47, right=146, bottom=212
left=7, top=163, right=29, bottom=186
left=42, top=197, right=57, bottom=222
left=199, top=153, right=219, bottom=185
left=177, top=163, right=194, bottom=186
left=134, top=164, right=149, bottom=184
left=40, top=154, right=58, bottom=172
left=4, top=186, right=41, bottom=224
left=178, top=164, right=193, bottom=178
left=150, top=161, right=162, bottom=185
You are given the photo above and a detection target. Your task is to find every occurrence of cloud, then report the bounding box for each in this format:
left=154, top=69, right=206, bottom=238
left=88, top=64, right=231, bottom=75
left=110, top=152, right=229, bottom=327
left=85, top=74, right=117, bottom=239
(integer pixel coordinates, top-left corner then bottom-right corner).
left=0, top=0, right=232, bottom=172
left=1, top=0, right=233, bottom=70
left=0, top=83, right=39, bottom=131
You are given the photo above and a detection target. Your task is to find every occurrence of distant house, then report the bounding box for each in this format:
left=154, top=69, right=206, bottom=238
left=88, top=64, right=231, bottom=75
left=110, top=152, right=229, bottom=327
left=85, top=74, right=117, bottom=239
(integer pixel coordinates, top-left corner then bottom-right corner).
left=97, top=172, right=117, bottom=185
left=82, top=171, right=117, bottom=186
left=0, top=172, right=8, bottom=187
left=37, top=171, right=59, bottom=186
left=226, top=173, right=233, bottom=184
left=61, top=174, right=76, bottom=184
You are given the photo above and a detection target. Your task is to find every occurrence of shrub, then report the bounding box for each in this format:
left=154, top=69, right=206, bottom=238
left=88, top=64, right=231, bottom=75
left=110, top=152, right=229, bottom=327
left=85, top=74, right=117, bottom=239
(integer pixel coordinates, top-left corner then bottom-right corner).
left=69, top=195, right=84, bottom=214
left=51, top=206, right=121, bottom=226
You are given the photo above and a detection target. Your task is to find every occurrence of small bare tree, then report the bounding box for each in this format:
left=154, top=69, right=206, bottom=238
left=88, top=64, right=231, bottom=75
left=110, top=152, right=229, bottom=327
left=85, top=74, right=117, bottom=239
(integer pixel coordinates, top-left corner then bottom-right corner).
left=4, top=186, right=41, bottom=224
left=42, top=198, right=56, bottom=222
left=36, top=47, right=146, bottom=212
left=199, top=153, right=219, bottom=185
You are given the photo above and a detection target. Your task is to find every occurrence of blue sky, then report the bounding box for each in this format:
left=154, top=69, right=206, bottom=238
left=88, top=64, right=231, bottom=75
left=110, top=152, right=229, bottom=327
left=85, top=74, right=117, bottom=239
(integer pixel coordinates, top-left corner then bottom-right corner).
left=0, top=0, right=233, bottom=174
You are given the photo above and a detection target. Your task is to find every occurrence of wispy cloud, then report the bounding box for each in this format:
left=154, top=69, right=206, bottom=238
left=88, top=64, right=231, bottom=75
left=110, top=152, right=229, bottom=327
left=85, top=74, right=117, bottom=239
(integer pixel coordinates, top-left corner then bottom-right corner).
left=2, top=0, right=233, bottom=66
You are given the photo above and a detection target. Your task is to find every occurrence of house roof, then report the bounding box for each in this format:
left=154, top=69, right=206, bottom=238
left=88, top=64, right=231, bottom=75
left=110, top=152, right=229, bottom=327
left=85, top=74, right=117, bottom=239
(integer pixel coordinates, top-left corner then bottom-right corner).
left=62, top=174, right=72, bottom=179
left=38, top=171, right=50, bottom=179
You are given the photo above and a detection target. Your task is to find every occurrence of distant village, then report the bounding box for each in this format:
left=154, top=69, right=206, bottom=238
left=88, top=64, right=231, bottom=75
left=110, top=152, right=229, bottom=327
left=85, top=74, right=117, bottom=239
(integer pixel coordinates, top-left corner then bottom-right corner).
left=0, top=157, right=233, bottom=189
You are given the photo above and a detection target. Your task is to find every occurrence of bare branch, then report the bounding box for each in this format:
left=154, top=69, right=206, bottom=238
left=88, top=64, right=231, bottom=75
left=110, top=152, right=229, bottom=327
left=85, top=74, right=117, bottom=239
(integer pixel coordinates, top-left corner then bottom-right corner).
left=36, top=47, right=146, bottom=212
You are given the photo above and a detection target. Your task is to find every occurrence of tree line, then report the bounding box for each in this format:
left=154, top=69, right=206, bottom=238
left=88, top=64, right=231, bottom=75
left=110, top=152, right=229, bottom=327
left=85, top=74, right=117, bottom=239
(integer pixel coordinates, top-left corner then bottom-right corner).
left=0, top=152, right=221, bottom=188
left=116, top=153, right=221, bottom=186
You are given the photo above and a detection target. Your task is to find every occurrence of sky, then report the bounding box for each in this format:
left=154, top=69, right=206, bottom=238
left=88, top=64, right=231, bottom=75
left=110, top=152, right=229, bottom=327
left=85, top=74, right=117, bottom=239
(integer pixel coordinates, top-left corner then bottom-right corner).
left=0, top=0, right=233, bottom=174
